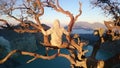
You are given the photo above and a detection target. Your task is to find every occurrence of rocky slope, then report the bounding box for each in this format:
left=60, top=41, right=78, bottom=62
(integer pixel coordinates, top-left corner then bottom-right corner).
left=0, top=29, right=38, bottom=53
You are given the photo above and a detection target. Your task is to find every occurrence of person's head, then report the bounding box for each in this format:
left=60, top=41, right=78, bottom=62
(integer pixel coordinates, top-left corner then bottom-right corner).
left=53, top=19, right=60, bottom=28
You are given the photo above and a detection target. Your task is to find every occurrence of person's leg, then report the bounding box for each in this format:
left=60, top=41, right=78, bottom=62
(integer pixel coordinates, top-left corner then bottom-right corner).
left=45, top=47, right=49, bottom=56
left=57, top=49, right=60, bottom=55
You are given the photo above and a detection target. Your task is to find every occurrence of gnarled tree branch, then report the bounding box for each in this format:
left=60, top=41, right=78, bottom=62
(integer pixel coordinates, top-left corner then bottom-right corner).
left=74, top=2, right=82, bottom=21
left=0, top=19, right=8, bottom=24
left=35, top=0, right=44, bottom=27
left=0, top=50, right=58, bottom=64
left=0, top=37, right=88, bottom=68
left=48, top=0, right=82, bottom=32
left=0, top=19, right=11, bottom=28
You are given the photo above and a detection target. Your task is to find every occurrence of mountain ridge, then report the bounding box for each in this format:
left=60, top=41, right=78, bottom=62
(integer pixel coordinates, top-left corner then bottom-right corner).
left=72, top=21, right=107, bottom=30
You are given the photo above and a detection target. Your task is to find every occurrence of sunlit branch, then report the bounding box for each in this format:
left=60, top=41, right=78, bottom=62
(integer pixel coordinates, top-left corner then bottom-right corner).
left=0, top=19, right=8, bottom=24
left=35, top=0, right=44, bottom=26
left=74, top=2, right=82, bottom=22
left=40, top=42, right=74, bottom=50
left=14, top=29, right=39, bottom=33
left=0, top=19, right=11, bottom=28
left=48, top=0, right=82, bottom=32
left=59, top=53, right=76, bottom=65
left=7, top=13, right=22, bottom=23
left=0, top=50, right=58, bottom=64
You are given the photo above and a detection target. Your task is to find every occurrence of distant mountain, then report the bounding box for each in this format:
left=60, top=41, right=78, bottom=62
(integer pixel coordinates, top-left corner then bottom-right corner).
left=91, top=22, right=107, bottom=29
left=73, top=21, right=107, bottom=30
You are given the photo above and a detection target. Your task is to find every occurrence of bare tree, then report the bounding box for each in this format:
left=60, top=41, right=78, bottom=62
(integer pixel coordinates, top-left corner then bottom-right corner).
left=90, top=0, right=120, bottom=68
left=0, top=0, right=91, bottom=68
left=90, top=0, right=120, bottom=24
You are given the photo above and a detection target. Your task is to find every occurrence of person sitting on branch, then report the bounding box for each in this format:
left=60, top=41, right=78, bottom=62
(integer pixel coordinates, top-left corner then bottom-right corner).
left=41, top=19, right=70, bottom=55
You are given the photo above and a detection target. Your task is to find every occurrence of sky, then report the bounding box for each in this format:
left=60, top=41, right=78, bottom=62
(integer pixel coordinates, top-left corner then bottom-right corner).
left=40, top=0, right=112, bottom=26
left=1, top=0, right=112, bottom=26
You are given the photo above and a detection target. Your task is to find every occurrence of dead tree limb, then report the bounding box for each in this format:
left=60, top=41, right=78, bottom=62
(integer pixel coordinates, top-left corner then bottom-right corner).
left=48, top=0, right=82, bottom=32
left=74, top=2, right=82, bottom=22
left=0, top=50, right=58, bottom=64
left=0, top=38, right=88, bottom=68
left=0, top=0, right=87, bottom=68
left=0, top=19, right=11, bottom=28
left=0, top=19, right=8, bottom=24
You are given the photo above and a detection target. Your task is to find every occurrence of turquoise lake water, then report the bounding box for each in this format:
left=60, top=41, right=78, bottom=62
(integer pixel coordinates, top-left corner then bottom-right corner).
left=14, top=45, right=114, bottom=68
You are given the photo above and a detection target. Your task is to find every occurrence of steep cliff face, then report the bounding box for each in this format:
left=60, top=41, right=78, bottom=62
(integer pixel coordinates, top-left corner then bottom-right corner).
left=101, top=40, right=120, bottom=54
left=0, top=37, right=21, bottom=68
left=10, top=34, right=37, bottom=51
left=0, top=23, right=51, bottom=54
left=98, top=40, right=120, bottom=68
left=0, top=29, right=38, bottom=53
left=0, top=36, right=11, bottom=58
